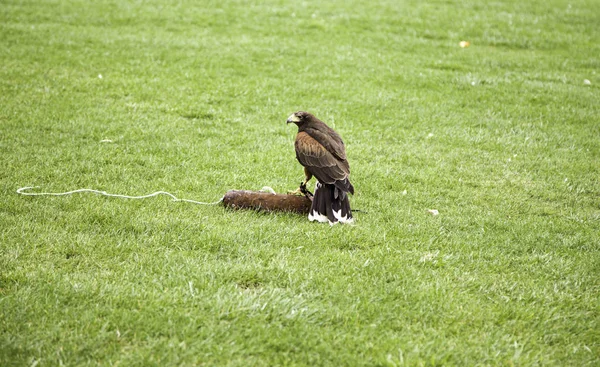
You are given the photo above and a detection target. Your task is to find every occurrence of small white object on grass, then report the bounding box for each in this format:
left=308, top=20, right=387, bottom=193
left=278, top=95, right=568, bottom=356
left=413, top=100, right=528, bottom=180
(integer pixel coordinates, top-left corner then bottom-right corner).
left=100, top=139, right=113, bottom=143
left=583, top=79, right=591, bottom=85
left=98, top=74, right=103, bottom=79
left=259, top=186, right=276, bottom=194
left=420, top=251, right=439, bottom=263
left=427, top=209, right=439, bottom=216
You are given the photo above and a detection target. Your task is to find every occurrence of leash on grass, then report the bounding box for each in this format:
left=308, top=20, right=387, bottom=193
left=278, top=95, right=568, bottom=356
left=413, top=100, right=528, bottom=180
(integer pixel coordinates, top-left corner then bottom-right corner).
left=16, top=186, right=224, bottom=206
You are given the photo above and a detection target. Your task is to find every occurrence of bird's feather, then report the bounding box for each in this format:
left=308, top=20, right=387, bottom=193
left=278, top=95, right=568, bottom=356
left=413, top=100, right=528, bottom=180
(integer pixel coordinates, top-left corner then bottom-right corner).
left=295, top=132, right=348, bottom=183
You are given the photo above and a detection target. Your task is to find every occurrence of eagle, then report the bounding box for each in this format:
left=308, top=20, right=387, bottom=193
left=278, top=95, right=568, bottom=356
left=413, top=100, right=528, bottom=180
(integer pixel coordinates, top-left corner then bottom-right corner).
left=287, top=111, right=354, bottom=224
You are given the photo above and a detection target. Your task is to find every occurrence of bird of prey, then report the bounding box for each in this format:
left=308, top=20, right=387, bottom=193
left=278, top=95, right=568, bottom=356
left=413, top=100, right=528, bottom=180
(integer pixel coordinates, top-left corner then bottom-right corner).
left=287, top=111, right=354, bottom=224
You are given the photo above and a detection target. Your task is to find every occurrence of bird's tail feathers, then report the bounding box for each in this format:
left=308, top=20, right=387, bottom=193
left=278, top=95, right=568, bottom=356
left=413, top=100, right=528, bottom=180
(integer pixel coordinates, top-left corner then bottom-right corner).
left=333, top=177, right=354, bottom=196
left=308, top=182, right=353, bottom=225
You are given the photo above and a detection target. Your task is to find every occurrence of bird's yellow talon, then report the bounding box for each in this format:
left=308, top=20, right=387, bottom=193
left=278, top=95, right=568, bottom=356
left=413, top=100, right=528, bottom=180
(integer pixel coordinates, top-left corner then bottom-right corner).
left=287, top=187, right=303, bottom=195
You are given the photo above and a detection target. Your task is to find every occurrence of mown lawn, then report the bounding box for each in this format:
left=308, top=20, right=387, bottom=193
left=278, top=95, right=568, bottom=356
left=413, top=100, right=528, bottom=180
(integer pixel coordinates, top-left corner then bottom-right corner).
left=1, top=0, right=599, bottom=365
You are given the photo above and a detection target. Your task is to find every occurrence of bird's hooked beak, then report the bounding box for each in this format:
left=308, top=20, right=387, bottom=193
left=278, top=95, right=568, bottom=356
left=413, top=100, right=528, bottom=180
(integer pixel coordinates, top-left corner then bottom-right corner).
left=286, top=113, right=300, bottom=124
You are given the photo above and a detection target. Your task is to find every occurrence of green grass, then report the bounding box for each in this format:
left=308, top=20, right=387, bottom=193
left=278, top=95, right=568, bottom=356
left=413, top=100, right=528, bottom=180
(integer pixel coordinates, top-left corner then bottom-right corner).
left=1, top=0, right=599, bottom=365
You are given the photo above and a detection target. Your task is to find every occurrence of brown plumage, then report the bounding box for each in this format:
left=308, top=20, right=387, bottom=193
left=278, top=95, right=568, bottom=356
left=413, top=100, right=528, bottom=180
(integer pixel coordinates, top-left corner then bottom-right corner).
left=287, top=111, right=354, bottom=224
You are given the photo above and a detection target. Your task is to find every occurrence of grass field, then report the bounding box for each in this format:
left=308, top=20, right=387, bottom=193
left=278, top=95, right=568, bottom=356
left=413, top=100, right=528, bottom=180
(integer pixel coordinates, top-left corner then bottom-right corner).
left=1, top=0, right=599, bottom=365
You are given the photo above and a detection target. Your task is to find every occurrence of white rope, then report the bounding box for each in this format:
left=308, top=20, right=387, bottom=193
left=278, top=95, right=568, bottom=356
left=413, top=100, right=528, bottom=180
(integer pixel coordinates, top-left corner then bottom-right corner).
left=16, top=186, right=223, bottom=205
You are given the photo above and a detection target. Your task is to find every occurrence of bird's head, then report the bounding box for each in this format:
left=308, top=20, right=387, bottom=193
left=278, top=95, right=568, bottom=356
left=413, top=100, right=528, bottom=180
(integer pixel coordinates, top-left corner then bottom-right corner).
left=286, top=111, right=312, bottom=126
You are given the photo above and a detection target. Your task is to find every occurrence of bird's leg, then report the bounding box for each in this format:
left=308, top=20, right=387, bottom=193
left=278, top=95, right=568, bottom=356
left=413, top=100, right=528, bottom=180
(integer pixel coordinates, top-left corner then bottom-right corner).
left=287, top=179, right=308, bottom=195
left=288, top=169, right=313, bottom=196
left=299, top=168, right=314, bottom=199
left=299, top=182, right=314, bottom=201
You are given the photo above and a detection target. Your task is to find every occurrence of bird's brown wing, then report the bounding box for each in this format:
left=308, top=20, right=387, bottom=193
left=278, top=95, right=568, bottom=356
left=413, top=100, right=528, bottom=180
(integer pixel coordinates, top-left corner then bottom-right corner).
left=303, top=126, right=347, bottom=161
left=295, top=131, right=349, bottom=185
